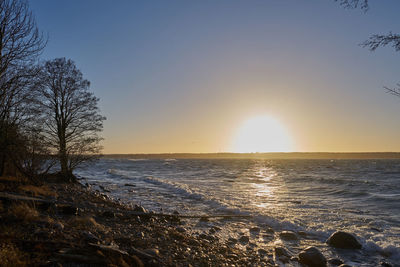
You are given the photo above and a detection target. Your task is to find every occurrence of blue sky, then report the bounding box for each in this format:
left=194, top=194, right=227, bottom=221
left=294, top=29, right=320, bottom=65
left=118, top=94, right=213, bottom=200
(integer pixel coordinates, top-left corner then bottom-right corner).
left=30, top=1, right=400, bottom=153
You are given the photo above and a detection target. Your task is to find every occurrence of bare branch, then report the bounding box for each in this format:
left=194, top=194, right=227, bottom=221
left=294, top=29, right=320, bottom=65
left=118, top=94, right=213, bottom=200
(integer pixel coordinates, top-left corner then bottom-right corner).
left=361, top=32, right=400, bottom=51
left=334, top=0, right=369, bottom=11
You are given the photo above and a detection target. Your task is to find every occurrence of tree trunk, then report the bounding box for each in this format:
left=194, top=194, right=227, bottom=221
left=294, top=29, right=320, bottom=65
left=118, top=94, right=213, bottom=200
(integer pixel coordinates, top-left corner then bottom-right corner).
left=59, top=137, right=69, bottom=180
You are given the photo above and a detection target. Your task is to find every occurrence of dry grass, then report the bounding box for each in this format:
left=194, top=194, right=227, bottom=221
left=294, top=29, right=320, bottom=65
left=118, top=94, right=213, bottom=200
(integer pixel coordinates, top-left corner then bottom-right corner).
left=8, top=202, right=39, bottom=222
left=0, top=243, right=29, bottom=267
left=18, top=185, right=57, bottom=197
left=69, top=216, right=107, bottom=232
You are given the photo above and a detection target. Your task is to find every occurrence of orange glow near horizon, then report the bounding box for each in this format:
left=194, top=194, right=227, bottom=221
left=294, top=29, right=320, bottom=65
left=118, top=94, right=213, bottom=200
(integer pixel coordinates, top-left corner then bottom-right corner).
left=232, top=115, right=293, bottom=153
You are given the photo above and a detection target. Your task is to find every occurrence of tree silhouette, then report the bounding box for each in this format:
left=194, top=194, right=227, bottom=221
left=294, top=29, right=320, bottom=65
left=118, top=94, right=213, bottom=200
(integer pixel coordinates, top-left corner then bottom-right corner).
left=336, top=0, right=400, bottom=96
left=36, top=58, right=105, bottom=181
left=0, top=0, right=46, bottom=175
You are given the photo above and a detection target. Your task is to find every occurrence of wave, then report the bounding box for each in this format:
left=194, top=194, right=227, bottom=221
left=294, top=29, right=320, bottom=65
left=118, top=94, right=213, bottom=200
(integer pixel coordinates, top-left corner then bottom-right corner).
left=99, top=166, right=400, bottom=264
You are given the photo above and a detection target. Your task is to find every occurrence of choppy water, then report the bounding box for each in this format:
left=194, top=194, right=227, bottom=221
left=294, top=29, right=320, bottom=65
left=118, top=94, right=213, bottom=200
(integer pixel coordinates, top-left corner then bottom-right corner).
left=76, top=158, right=400, bottom=266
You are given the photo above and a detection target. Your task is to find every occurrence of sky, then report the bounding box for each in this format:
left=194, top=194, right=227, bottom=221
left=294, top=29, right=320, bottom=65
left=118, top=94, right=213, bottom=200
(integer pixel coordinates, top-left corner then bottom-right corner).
left=30, top=0, right=400, bottom=153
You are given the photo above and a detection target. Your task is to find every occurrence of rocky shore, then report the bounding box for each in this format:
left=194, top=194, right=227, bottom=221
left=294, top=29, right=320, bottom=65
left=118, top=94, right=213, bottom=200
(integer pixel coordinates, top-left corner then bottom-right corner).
left=0, top=176, right=395, bottom=266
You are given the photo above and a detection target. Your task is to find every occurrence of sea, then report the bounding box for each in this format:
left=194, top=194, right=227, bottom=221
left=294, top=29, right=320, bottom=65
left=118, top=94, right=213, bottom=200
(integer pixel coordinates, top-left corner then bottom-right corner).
left=76, top=158, right=400, bottom=266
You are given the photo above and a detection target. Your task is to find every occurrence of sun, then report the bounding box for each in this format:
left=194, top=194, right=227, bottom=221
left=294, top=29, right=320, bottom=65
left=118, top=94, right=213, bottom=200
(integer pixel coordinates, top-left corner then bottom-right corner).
left=232, top=115, right=293, bottom=153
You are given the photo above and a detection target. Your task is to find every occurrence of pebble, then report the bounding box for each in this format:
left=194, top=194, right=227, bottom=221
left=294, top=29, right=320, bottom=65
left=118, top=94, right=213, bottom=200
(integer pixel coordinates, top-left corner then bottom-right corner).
left=264, top=227, right=275, bottom=234
left=258, top=248, right=268, bottom=256
left=144, top=248, right=160, bottom=257
left=176, top=226, right=186, bottom=233
left=274, top=247, right=290, bottom=258
left=54, top=222, right=64, bottom=231
left=239, top=235, right=249, bottom=244
left=133, top=205, right=146, bottom=213
left=250, top=227, right=261, bottom=233
left=328, top=258, right=344, bottom=266
left=199, top=216, right=209, bottom=222
left=279, top=231, right=298, bottom=241
left=228, top=237, right=237, bottom=244
left=380, top=261, right=393, bottom=267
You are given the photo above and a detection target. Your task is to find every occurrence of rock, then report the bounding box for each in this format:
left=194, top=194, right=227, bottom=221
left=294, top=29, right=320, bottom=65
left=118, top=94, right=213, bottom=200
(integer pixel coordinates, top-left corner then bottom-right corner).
left=134, top=205, right=147, bottom=213
left=228, top=237, right=237, bottom=244
left=274, top=247, right=290, bottom=263
left=144, top=248, right=159, bottom=257
left=176, top=226, right=186, bottom=233
left=298, top=246, right=327, bottom=267
left=326, top=231, right=362, bottom=249
left=258, top=248, right=268, bottom=256
left=209, top=228, right=216, bottom=234
left=99, top=185, right=110, bottom=192
left=298, top=231, right=308, bottom=237
left=124, top=183, right=136, bottom=187
left=135, top=231, right=144, bottom=239
left=338, top=265, right=352, bottom=267
left=328, top=258, right=344, bottom=266
left=87, top=243, right=143, bottom=266
left=173, top=210, right=179, bottom=215
left=274, top=247, right=290, bottom=258
left=199, top=216, right=209, bottom=222
left=54, top=222, right=64, bottom=231
left=279, top=231, right=298, bottom=241
left=250, top=227, right=261, bottom=233
left=264, top=226, right=275, bottom=233
left=239, top=235, right=249, bottom=244
left=380, top=261, right=393, bottom=267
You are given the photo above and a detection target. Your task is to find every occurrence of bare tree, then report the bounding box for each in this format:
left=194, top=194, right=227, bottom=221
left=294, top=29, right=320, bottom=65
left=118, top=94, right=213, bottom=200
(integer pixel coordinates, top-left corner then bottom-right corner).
left=0, top=0, right=46, bottom=175
left=36, top=58, right=105, bottom=181
left=336, top=0, right=400, bottom=96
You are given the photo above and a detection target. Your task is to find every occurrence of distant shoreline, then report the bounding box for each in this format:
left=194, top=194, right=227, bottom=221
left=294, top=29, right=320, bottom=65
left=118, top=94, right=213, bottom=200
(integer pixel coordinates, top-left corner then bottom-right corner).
left=103, top=152, right=400, bottom=159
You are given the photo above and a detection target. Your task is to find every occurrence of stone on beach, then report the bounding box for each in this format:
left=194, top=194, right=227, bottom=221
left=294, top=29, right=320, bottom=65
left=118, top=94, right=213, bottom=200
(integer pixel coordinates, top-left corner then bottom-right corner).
left=250, top=226, right=261, bottom=233
left=326, top=231, right=362, bottom=249
left=274, top=246, right=290, bottom=263
left=239, top=235, right=250, bottom=244
left=279, top=230, right=298, bottom=241
left=298, top=246, right=327, bottom=267
left=328, top=258, right=344, bottom=266
left=133, top=205, right=147, bottom=213
left=176, top=226, right=186, bottom=233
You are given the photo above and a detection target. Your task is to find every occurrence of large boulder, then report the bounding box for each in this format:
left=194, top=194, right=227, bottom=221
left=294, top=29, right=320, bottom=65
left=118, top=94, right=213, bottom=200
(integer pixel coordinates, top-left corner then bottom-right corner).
left=298, top=246, right=327, bottom=267
left=326, top=231, right=362, bottom=249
